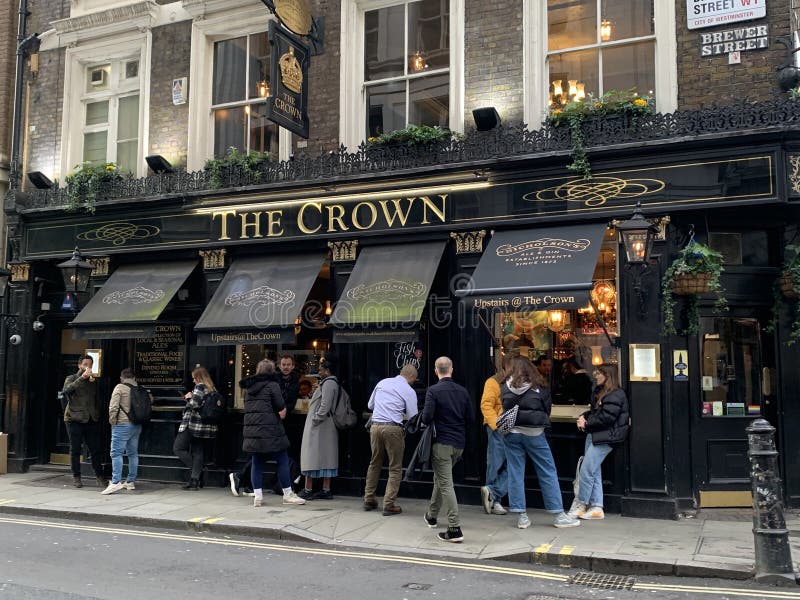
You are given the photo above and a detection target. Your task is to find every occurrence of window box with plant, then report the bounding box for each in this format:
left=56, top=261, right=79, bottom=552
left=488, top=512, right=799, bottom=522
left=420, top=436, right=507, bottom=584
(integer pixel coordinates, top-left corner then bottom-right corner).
left=204, top=147, right=272, bottom=190
left=547, top=89, right=653, bottom=181
left=366, top=124, right=453, bottom=150
left=65, top=161, right=122, bottom=213
left=662, top=239, right=727, bottom=336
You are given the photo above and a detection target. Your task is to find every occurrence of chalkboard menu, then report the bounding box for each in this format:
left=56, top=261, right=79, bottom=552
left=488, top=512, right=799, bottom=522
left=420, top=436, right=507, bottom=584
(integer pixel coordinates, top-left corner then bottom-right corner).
left=135, top=324, right=186, bottom=387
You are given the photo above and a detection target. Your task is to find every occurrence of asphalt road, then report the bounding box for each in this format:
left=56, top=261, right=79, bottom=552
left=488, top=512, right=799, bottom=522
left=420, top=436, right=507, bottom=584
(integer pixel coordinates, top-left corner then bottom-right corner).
left=0, top=516, right=797, bottom=600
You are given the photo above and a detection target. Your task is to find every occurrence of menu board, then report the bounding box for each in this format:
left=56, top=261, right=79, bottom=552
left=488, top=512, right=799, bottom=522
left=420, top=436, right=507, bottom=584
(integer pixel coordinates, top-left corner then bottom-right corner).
left=135, top=324, right=186, bottom=387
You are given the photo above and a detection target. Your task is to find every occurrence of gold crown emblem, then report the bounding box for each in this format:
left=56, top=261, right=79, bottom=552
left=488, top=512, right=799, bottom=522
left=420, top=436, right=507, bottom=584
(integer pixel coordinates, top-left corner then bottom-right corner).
left=279, top=46, right=303, bottom=94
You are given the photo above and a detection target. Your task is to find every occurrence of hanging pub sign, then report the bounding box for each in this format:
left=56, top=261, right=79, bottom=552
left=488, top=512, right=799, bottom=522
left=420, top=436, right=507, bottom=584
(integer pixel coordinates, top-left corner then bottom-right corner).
left=260, top=0, right=313, bottom=36
left=687, top=0, right=767, bottom=30
left=266, top=21, right=310, bottom=139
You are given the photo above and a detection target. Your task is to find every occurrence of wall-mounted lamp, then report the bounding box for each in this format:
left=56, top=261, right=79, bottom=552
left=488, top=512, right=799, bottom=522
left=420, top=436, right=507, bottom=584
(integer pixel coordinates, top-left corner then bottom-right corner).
left=615, top=201, right=661, bottom=316
left=145, top=154, right=174, bottom=174
left=57, top=247, right=94, bottom=295
left=27, top=171, right=53, bottom=189
left=472, top=107, right=501, bottom=131
left=547, top=309, right=566, bottom=332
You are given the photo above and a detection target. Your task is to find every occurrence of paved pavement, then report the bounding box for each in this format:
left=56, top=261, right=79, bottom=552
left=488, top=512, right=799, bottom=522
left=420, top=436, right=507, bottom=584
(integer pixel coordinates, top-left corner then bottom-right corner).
left=0, top=471, right=798, bottom=581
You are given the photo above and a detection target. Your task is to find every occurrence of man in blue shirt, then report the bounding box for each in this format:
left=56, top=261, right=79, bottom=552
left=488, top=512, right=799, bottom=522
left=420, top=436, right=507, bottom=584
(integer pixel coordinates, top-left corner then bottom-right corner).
left=363, top=364, right=419, bottom=515
left=421, top=357, right=474, bottom=543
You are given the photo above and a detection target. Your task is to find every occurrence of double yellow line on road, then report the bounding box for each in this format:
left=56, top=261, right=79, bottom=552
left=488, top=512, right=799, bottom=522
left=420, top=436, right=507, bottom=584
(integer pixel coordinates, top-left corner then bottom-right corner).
left=0, top=515, right=799, bottom=598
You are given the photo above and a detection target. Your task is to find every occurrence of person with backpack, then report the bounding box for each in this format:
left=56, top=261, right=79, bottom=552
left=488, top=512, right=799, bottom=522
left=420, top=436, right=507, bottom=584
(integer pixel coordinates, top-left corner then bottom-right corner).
left=299, top=353, right=341, bottom=500
left=173, top=367, right=219, bottom=490
left=102, top=368, right=145, bottom=495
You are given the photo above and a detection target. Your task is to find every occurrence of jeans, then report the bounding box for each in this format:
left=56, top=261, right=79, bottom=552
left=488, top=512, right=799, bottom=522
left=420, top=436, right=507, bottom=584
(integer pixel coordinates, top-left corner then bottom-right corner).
left=364, top=423, right=405, bottom=508
left=173, top=430, right=205, bottom=479
left=485, top=426, right=508, bottom=501
left=110, top=423, right=142, bottom=484
left=66, top=420, right=104, bottom=478
left=505, top=432, right=564, bottom=514
left=429, top=443, right=463, bottom=528
left=251, top=450, right=290, bottom=491
left=577, top=434, right=613, bottom=507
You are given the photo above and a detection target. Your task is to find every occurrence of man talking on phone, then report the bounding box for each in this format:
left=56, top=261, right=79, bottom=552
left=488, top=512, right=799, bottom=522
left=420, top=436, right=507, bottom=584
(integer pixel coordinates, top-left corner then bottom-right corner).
left=63, top=355, right=107, bottom=488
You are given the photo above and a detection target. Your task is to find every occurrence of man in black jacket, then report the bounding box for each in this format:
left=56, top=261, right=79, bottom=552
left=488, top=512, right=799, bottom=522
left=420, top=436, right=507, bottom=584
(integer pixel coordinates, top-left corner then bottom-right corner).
left=63, top=355, right=107, bottom=489
left=421, top=357, right=474, bottom=543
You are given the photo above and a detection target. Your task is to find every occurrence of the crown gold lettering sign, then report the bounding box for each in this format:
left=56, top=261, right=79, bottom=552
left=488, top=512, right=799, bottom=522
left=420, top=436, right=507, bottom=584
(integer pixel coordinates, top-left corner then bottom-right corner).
left=279, top=46, right=303, bottom=93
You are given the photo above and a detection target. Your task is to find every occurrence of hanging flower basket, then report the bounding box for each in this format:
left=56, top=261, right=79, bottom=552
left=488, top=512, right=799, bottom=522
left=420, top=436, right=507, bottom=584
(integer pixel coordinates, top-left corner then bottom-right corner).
left=670, top=272, right=714, bottom=296
left=779, top=271, right=798, bottom=299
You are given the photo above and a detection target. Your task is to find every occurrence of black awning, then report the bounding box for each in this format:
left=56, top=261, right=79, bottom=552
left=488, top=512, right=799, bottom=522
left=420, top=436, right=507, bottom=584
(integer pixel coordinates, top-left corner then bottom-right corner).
left=457, top=223, right=608, bottom=310
left=71, top=261, right=197, bottom=339
left=194, top=253, right=326, bottom=346
left=329, top=241, right=445, bottom=343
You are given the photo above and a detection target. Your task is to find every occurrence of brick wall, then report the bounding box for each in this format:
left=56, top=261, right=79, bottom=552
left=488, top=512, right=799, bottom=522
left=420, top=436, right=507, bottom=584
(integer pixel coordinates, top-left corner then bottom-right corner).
left=677, top=0, right=791, bottom=109
left=25, top=47, right=65, bottom=182
left=0, top=0, right=17, bottom=170
left=464, top=0, right=524, bottom=128
left=148, top=21, right=191, bottom=168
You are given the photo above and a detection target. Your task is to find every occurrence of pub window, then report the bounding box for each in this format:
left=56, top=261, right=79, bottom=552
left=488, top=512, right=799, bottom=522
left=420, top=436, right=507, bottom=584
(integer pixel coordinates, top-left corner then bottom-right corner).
left=493, top=234, right=620, bottom=404
left=363, top=0, right=450, bottom=137
left=81, top=59, right=141, bottom=174
left=211, top=33, right=279, bottom=159
left=547, top=0, right=656, bottom=107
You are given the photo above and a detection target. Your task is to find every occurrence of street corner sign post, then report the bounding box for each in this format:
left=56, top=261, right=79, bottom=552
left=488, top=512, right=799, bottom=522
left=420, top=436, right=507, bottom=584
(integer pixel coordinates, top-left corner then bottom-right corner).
left=687, top=0, right=767, bottom=30
left=266, top=21, right=310, bottom=139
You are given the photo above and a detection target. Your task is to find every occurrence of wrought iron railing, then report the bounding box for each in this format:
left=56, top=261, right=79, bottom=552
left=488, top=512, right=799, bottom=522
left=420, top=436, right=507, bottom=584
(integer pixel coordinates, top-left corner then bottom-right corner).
left=15, top=98, right=800, bottom=211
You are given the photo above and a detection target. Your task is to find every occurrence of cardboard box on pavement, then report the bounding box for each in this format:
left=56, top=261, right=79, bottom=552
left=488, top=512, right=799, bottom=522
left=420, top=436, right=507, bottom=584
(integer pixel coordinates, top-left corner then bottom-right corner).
left=0, top=433, right=7, bottom=474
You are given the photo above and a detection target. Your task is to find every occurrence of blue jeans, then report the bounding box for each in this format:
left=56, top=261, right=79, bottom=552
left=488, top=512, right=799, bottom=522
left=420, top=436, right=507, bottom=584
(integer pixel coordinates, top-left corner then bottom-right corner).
left=485, top=426, right=508, bottom=501
left=505, top=432, right=564, bottom=514
left=251, top=449, right=290, bottom=491
left=577, top=434, right=613, bottom=507
left=110, top=423, right=142, bottom=484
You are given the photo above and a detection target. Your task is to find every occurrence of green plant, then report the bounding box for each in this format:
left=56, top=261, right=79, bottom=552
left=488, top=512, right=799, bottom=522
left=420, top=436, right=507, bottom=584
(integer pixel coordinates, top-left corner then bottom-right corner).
left=366, top=124, right=452, bottom=148
left=767, top=244, right=800, bottom=344
left=789, top=87, right=800, bottom=101
left=662, top=240, right=727, bottom=336
left=547, top=88, right=653, bottom=180
left=64, top=161, right=121, bottom=213
left=204, top=147, right=271, bottom=189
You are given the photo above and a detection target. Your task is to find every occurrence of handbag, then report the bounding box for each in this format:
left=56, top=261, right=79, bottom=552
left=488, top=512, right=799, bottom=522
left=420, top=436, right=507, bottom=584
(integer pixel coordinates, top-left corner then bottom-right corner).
left=495, top=405, right=519, bottom=434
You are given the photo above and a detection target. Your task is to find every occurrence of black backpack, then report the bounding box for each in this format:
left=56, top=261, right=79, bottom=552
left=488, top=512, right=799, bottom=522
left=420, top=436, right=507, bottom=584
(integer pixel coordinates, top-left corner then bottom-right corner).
left=200, top=391, right=227, bottom=424
left=121, top=383, right=153, bottom=425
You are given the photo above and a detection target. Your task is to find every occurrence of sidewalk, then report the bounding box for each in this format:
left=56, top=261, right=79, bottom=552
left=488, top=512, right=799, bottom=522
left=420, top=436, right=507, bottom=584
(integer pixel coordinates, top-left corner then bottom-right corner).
left=0, top=471, right=798, bottom=581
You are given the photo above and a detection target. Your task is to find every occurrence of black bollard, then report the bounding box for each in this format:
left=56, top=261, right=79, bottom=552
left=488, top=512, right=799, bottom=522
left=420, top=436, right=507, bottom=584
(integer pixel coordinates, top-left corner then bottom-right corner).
left=747, top=419, right=799, bottom=586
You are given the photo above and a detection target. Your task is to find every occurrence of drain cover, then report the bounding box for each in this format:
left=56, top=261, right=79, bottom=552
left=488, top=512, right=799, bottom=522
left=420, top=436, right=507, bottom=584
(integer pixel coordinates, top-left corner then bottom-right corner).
left=402, top=583, right=432, bottom=591
left=568, top=572, right=635, bottom=590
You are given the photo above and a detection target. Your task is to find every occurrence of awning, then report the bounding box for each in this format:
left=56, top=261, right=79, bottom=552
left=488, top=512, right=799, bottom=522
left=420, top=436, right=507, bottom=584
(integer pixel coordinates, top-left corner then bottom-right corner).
left=71, top=261, right=197, bottom=339
left=329, top=241, right=445, bottom=343
left=195, top=253, right=326, bottom=346
left=456, top=223, right=607, bottom=310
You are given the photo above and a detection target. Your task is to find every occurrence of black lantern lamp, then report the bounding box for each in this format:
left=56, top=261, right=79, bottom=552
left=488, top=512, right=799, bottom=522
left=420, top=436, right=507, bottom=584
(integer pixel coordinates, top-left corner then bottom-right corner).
left=57, top=247, right=94, bottom=294
left=616, top=201, right=659, bottom=266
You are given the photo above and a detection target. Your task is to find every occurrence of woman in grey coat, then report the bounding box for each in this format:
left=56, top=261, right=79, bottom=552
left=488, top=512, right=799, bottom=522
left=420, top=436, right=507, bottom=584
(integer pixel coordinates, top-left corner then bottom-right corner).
left=299, top=354, right=340, bottom=500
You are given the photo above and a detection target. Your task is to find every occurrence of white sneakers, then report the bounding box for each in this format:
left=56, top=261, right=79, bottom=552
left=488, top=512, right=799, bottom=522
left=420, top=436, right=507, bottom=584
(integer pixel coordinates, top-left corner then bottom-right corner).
left=282, top=491, right=307, bottom=505
left=123, top=482, right=136, bottom=491
left=481, top=486, right=508, bottom=515
left=491, top=501, right=507, bottom=515
left=100, top=481, right=125, bottom=495
left=567, top=501, right=605, bottom=520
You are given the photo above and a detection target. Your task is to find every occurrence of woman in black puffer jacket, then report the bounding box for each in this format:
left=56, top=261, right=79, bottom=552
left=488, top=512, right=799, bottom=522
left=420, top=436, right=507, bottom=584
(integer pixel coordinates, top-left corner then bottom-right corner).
left=568, top=364, right=629, bottom=521
left=241, top=359, right=305, bottom=508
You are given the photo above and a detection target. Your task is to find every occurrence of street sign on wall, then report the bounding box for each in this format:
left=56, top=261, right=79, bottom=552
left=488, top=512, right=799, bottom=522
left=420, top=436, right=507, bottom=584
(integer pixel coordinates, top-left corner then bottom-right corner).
left=687, top=0, right=766, bottom=30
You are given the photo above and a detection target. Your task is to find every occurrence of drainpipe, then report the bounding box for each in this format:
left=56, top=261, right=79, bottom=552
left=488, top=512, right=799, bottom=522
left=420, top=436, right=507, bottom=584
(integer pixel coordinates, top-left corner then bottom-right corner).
left=10, top=0, right=28, bottom=190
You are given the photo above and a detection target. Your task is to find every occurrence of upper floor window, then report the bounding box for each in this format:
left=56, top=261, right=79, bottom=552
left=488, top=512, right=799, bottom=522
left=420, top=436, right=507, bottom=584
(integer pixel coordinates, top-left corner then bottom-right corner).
left=212, top=32, right=278, bottom=159
left=363, top=0, right=450, bottom=137
left=81, top=58, right=140, bottom=173
left=547, top=0, right=655, bottom=107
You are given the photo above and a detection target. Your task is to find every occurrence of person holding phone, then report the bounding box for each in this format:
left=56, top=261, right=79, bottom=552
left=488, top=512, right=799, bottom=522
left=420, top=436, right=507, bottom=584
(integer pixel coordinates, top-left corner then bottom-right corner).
left=173, top=367, right=218, bottom=490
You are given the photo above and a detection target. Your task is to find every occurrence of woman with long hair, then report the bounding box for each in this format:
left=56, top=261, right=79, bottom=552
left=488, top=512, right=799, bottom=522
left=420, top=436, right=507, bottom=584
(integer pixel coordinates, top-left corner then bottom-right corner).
left=479, top=355, right=511, bottom=516
left=173, top=366, right=219, bottom=490
left=241, top=359, right=305, bottom=507
left=569, top=364, right=629, bottom=520
left=502, top=356, right=580, bottom=529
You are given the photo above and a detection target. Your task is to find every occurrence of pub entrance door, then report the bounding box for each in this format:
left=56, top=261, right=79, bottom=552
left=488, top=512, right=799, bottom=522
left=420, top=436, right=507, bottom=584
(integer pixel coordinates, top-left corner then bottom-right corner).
left=690, top=312, right=777, bottom=507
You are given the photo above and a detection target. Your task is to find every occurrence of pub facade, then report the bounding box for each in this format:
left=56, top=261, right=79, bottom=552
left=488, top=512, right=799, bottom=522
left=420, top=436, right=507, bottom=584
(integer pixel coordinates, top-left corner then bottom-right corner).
left=3, top=0, right=800, bottom=519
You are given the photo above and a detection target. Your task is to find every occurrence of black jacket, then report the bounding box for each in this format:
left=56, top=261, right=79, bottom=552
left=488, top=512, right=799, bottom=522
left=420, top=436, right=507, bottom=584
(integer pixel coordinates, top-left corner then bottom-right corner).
left=278, top=370, right=300, bottom=413
left=501, top=383, right=552, bottom=428
left=240, top=373, right=289, bottom=454
left=421, top=377, right=474, bottom=449
left=583, top=387, right=629, bottom=445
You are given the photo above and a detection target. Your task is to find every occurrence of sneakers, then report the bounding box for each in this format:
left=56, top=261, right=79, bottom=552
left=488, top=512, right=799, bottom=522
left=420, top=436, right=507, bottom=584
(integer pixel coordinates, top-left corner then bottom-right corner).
left=437, top=527, right=464, bottom=543
left=382, top=505, right=402, bottom=516
left=253, top=496, right=263, bottom=507
left=297, top=488, right=315, bottom=500
left=480, top=486, right=493, bottom=514
left=100, top=481, right=125, bottom=495
left=313, top=489, right=333, bottom=500
left=491, top=501, right=507, bottom=515
left=123, top=482, right=136, bottom=491
left=229, top=473, right=241, bottom=497
left=568, top=500, right=588, bottom=519
left=282, top=491, right=306, bottom=505
left=554, top=512, right=581, bottom=528
left=423, top=513, right=438, bottom=528
left=517, top=513, right=531, bottom=529
left=72, top=476, right=83, bottom=489
left=580, top=506, right=605, bottom=520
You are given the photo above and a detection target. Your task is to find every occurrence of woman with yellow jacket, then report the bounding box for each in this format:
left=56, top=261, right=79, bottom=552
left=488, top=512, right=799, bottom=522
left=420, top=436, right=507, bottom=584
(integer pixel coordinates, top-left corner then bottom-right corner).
left=480, top=356, right=511, bottom=515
